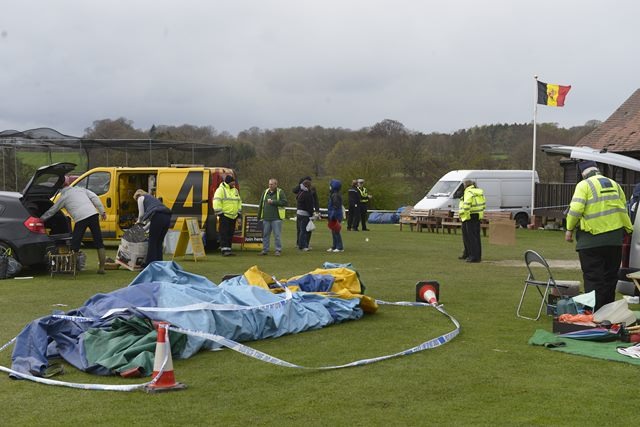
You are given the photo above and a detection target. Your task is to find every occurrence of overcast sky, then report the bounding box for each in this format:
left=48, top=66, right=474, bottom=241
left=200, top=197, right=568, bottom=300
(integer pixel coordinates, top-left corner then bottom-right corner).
left=1, top=0, right=638, bottom=137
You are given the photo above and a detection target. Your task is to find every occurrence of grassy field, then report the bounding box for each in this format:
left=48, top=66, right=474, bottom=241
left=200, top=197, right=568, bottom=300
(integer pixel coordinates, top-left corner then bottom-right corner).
left=19, top=151, right=87, bottom=172
left=0, top=223, right=636, bottom=426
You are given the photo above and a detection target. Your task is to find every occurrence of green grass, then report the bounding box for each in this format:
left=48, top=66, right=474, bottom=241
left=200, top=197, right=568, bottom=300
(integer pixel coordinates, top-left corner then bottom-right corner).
left=0, top=224, right=635, bottom=426
left=18, top=151, right=87, bottom=172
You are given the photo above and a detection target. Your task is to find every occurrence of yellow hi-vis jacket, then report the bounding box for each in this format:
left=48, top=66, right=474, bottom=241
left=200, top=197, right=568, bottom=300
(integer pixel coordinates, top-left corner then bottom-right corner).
left=213, top=182, right=242, bottom=219
left=566, top=173, right=633, bottom=235
left=459, top=185, right=486, bottom=222
left=357, top=186, right=370, bottom=204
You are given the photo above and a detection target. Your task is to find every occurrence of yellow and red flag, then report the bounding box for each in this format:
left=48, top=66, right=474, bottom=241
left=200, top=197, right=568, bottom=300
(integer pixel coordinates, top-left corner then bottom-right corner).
left=537, top=81, right=571, bottom=107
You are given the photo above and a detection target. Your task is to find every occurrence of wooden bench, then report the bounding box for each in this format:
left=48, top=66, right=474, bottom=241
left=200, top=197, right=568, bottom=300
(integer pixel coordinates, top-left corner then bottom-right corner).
left=399, top=206, right=418, bottom=231
left=411, top=209, right=432, bottom=232
left=440, top=211, right=513, bottom=236
left=441, top=211, right=462, bottom=234
left=429, top=209, right=453, bottom=233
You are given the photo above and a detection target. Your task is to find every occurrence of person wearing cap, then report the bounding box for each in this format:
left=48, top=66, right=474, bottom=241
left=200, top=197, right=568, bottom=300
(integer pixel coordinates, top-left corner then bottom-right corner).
left=347, top=179, right=360, bottom=231
left=356, top=179, right=372, bottom=231
left=566, top=160, right=633, bottom=311
left=133, top=189, right=172, bottom=266
left=257, top=178, right=287, bottom=256
left=213, top=174, right=242, bottom=256
left=458, top=180, right=486, bottom=263
left=39, top=183, right=108, bottom=274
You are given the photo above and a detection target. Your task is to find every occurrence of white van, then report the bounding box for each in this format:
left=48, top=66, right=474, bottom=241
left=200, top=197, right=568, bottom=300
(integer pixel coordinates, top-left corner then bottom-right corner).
left=413, top=170, right=538, bottom=227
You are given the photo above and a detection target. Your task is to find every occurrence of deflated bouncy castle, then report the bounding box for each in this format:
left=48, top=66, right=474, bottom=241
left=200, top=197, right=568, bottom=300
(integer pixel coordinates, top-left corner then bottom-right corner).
left=3, top=261, right=459, bottom=390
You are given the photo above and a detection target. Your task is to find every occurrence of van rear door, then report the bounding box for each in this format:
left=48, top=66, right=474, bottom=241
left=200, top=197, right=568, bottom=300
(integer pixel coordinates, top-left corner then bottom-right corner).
left=157, top=168, right=209, bottom=229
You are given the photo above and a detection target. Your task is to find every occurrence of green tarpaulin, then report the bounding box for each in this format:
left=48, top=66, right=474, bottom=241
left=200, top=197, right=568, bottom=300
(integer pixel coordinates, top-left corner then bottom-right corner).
left=529, top=329, right=640, bottom=366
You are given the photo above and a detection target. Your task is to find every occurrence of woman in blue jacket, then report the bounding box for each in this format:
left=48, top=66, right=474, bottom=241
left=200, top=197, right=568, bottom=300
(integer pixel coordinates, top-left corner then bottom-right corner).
left=327, top=179, right=344, bottom=252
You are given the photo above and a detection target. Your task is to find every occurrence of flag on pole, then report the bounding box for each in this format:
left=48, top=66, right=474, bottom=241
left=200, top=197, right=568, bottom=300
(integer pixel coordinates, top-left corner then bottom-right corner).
left=537, top=81, right=571, bottom=107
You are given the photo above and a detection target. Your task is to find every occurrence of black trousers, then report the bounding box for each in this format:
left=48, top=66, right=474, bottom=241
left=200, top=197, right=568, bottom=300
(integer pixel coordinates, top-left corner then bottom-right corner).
left=359, top=203, right=369, bottom=230
left=146, top=211, right=171, bottom=265
left=461, top=215, right=481, bottom=261
left=578, top=246, right=622, bottom=311
left=296, top=215, right=310, bottom=249
left=71, top=214, right=104, bottom=251
left=218, top=215, right=236, bottom=252
left=348, top=205, right=360, bottom=230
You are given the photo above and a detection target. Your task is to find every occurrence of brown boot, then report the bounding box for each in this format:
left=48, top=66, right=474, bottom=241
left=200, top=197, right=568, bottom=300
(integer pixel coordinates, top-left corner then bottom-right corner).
left=97, top=248, right=106, bottom=274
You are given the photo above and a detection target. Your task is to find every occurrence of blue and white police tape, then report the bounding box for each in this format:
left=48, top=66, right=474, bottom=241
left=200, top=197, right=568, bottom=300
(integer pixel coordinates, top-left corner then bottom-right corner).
left=0, top=297, right=459, bottom=389
left=168, top=299, right=459, bottom=370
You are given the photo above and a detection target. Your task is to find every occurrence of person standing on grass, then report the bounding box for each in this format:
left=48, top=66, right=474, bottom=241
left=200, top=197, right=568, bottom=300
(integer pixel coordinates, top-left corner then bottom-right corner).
left=347, top=179, right=360, bottom=231
left=458, top=180, right=485, bottom=263
left=356, top=178, right=372, bottom=231
left=213, top=175, right=242, bottom=257
left=133, top=189, right=172, bottom=267
left=326, top=179, right=344, bottom=252
left=295, top=178, right=314, bottom=251
left=565, top=160, right=632, bottom=311
left=258, top=178, right=287, bottom=256
left=39, top=182, right=108, bottom=274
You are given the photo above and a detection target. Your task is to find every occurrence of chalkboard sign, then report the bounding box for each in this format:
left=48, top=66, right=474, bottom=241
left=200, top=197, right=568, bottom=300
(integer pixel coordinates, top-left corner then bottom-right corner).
left=242, top=214, right=263, bottom=244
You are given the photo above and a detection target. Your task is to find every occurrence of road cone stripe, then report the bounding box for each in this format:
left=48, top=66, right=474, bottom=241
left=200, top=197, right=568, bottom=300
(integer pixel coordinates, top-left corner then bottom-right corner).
left=144, top=321, right=186, bottom=393
left=415, top=281, right=440, bottom=305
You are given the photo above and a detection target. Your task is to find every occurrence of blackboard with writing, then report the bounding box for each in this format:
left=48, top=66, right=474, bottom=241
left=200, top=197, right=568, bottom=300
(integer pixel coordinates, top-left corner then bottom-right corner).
left=242, top=214, right=263, bottom=244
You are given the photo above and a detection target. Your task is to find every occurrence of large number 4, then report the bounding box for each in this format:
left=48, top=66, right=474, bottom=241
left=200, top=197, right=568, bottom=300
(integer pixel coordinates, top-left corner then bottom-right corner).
left=170, top=171, right=204, bottom=227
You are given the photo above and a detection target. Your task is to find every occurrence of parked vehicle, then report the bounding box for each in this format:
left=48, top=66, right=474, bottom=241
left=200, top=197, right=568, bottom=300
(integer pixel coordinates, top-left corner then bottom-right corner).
left=413, top=170, right=538, bottom=228
left=0, top=163, right=75, bottom=267
left=68, top=165, right=237, bottom=249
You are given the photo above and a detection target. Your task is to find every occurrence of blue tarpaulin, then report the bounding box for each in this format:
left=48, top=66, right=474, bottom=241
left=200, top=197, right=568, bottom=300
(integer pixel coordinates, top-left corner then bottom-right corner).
left=11, top=261, right=368, bottom=377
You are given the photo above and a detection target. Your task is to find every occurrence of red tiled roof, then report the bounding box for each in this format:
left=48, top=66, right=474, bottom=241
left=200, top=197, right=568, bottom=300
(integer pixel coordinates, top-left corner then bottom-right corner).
left=577, top=89, right=640, bottom=152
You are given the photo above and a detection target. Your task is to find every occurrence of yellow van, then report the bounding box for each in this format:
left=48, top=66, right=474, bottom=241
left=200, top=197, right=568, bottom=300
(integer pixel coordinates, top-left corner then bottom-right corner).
left=69, top=165, right=237, bottom=249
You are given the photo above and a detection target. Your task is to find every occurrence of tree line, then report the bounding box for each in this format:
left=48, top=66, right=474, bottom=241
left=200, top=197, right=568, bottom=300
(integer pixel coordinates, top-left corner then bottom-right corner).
left=4, top=117, right=599, bottom=209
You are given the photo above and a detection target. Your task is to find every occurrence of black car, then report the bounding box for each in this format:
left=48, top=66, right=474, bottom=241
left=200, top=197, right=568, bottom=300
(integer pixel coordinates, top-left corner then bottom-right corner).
left=0, top=162, right=76, bottom=267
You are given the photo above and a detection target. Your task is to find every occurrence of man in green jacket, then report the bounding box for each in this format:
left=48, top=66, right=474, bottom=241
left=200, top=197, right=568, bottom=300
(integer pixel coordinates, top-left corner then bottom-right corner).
left=258, top=178, right=288, bottom=256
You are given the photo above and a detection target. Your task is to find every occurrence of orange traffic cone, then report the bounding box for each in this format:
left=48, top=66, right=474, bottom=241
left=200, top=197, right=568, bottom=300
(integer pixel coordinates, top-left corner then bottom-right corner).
left=144, top=321, right=187, bottom=393
left=415, top=281, right=440, bottom=305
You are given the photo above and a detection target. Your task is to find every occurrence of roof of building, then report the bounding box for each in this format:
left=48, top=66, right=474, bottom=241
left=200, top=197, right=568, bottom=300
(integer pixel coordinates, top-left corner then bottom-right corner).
left=577, top=89, right=640, bottom=153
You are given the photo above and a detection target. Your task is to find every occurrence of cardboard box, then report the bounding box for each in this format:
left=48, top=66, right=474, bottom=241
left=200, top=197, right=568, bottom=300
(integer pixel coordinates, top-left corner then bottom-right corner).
left=116, top=240, right=148, bottom=271
left=488, top=219, right=516, bottom=245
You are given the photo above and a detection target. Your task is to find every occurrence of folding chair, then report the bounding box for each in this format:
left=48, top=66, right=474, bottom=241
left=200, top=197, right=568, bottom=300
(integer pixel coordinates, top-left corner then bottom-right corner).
left=517, top=250, right=580, bottom=320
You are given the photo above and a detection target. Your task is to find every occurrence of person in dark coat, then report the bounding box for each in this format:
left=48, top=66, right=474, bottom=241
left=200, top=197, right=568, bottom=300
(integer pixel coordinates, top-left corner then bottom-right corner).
left=134, top=189, right=172, bottom=266
left=347, top=179, right=360, bottom=231
left=293, top=176, right=320, bottom=249
left=327, top=179, right=344, bottom=252
left=294, top=178, right=315, bottom=251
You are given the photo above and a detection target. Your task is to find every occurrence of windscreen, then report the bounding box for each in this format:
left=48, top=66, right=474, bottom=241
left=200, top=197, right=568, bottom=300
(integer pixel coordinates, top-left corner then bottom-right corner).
left=426, top=181, right=460, bottom=198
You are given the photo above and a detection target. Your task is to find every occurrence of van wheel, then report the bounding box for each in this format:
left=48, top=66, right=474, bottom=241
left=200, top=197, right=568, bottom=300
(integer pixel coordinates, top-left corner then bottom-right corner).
left=514, top=213, right=529, bottom=228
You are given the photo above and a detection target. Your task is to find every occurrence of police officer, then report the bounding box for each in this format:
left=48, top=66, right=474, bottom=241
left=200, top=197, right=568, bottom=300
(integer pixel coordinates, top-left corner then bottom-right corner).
left=347, top=180, right=360, bottom=231
left=356, top=179, right=372, bottom=231
left=459, top=180, right=486, bottom=263
left=213, top=175, right=242, bottom=256
left=565, top=160, right=633, bottom=311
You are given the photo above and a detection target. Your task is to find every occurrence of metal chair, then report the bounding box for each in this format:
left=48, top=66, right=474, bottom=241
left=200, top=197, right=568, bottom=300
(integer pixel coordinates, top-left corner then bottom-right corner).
left=517, top=250, right=579, bottom=320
